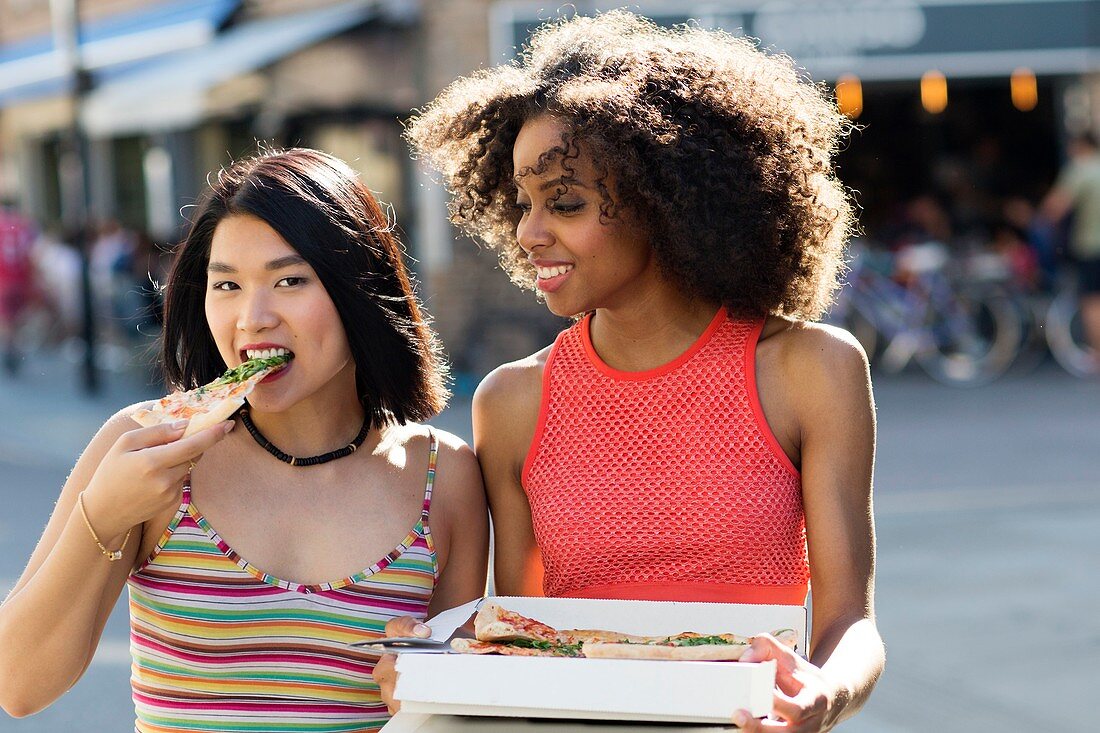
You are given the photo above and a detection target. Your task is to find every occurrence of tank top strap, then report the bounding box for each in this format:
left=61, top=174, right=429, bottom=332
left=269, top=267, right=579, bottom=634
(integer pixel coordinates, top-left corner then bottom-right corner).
left=421, top=427, right=439, bottom=521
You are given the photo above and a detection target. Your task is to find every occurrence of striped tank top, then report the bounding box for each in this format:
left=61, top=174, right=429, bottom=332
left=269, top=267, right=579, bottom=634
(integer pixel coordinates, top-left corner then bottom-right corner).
left=127, top=431, right=439, bottom=733
left=524, top=309, right=810, bottom=604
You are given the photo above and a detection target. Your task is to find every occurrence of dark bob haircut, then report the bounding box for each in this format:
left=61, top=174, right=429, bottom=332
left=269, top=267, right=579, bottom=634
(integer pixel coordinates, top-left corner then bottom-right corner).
left=161, top=147, right=449, bottom=427
left=406, top=10, right=854, bottom=320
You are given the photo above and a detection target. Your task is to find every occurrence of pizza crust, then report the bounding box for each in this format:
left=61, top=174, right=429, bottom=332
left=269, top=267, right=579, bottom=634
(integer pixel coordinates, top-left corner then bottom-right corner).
left=556, top=629, right=658, bottom=645
left=474, top=602, right=560, bottom=643
left=581, top=641, right=751, bottom=661
left=450, top=638, right=566, bottom=657
left=132, top=393, right=247, bottom=437
left=131, top=365, right=280, bottom=437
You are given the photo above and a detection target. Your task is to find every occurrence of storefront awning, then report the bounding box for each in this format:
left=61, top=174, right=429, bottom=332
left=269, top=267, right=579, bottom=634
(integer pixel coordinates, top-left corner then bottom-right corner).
left=80, top=0, right=381, bottom=137
left=494, top=0, right=1100, bottom=81
left=0, top=0, right=239, bottom=106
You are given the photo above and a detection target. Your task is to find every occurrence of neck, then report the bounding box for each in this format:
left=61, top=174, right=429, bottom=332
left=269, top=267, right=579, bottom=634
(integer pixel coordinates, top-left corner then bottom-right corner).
left=245, top=398, right=369, bottom=459
left=588, top=291, right=723, bottom=372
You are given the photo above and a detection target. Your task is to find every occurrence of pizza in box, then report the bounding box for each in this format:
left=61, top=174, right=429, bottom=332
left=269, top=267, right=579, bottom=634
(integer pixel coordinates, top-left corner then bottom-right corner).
left=451, top=602, right=798, bottom=661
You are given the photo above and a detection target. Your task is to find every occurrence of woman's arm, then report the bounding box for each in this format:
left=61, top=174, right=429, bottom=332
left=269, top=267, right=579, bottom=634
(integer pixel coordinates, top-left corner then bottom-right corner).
left=738, top=323, right=884, bottom=732
left=424, top=431, right=490, bottom=617
left=472, top=357, right=547, bottom=597
left=0, top=408, right=232, bottom=717
left=374, top=394, right=528, bottom=713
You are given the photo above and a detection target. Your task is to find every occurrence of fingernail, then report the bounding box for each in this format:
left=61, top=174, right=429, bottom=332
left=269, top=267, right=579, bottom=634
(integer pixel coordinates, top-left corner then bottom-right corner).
left=223, top=421, right=235, bottom=433
left=732, top=710, right=750, bottom=727
left=414, top=623, right=431, bottom=636
left=170, top=419, right=188, bottom=430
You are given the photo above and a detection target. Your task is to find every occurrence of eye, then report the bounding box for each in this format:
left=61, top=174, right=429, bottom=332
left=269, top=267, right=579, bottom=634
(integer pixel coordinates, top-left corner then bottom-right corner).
left=514, top=200, right=532, bottom=214
left=211, top=281, right=238, bottom=291
left=551, top=201, right=585, bottom=214
left=276, top=276, right=308, bottom=288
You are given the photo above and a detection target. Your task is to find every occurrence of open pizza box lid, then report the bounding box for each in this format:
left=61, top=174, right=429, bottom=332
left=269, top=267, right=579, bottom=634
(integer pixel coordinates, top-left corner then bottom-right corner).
left=385, top=595, right=807, bottom=728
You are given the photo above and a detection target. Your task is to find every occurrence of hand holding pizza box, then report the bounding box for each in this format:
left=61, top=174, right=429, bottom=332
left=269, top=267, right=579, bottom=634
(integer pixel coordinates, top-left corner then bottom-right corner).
left=373, top=597, right=806, bottom=726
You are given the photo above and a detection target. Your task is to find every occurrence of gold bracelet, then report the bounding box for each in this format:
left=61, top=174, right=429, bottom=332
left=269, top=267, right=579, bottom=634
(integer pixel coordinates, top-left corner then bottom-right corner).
left=77, top=491, right=132, bottom=561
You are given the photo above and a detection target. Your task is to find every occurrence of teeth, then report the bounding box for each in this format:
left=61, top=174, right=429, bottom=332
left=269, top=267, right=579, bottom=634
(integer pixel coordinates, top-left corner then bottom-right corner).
left=245, top=347, right=290, bottom=360
left=536, top=264, right=574, bottom=279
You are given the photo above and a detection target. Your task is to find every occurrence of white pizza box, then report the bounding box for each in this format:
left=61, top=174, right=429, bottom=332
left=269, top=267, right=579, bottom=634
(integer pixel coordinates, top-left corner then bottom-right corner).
left=383, top=712, right=740, bottom=732
left=388, top=595, right=806, bottom=727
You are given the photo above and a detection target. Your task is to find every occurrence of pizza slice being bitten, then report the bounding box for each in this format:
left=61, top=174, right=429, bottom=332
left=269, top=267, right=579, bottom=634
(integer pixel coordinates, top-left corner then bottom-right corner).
left=132, top=354, right=291, bottom=437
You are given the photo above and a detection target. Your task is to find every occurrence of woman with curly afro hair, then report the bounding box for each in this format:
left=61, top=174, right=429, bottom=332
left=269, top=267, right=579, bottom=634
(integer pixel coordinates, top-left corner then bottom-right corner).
left=376, top=11, right=884, bottom=731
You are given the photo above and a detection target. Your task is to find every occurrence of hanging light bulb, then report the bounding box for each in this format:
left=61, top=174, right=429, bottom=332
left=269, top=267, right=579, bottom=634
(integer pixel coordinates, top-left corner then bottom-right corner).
left=921, top=70, right=948, bottom=114
left=836, top=74, right=863, bottom=119
left=1011, top=68, right=1038, bottom=111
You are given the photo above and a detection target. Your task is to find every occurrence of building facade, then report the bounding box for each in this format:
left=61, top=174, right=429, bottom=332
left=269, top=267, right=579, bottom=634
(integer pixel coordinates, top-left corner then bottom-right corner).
left=3, top=0, right=1100, bottom=381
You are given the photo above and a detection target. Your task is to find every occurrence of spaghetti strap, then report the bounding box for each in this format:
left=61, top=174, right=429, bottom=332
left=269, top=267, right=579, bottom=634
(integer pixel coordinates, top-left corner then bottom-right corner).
left=421, top=427, right=439, bottom=521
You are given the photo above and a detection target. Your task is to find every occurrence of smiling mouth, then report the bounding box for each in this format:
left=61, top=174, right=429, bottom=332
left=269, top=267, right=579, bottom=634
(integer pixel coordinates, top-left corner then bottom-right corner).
left=535, top=264, right=574, bottom=279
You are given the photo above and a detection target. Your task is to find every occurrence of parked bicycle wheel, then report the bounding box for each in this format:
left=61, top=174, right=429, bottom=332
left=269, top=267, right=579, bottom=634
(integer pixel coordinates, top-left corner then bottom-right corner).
left=916, top=286, right=1025, bottom=386
left=1045, top=287, right=1098, bottom=378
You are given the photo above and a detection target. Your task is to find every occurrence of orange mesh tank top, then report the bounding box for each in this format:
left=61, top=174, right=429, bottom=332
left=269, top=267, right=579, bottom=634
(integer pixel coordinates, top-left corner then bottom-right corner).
left=523, top=307, right=809, bottom=605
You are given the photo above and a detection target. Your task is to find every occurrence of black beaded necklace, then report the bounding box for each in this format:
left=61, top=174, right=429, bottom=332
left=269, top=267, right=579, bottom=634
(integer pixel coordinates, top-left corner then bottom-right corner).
left=239, top=409, right=370, bottom=466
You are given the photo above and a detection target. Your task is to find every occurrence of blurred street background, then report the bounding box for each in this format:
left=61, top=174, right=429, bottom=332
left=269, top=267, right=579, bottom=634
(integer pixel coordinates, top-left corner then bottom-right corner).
left=3, top=0, right=1100, bottom=731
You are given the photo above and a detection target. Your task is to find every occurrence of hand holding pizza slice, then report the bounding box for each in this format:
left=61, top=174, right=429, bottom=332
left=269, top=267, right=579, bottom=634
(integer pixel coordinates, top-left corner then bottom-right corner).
left=132, top=354, right=291, bottom=436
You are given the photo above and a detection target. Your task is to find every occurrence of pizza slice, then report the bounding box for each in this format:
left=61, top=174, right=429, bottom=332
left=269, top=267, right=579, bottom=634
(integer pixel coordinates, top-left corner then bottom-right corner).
left=473, top=603, right=653, bottom=646
left=582, top=628, right=799, bottom=662
left=555, top=628, right=659, bottom=645
left=473, top=602, right=561, bottom=643
left=450, top=637, right=584, bottom=657
left=132, top=354, right=291, bottom=437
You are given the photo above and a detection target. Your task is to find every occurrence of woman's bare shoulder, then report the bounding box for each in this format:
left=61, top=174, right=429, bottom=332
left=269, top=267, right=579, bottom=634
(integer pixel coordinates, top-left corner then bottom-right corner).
left=762, top=317, right=869, bottom=374
left=383, top=423, right=476, bottom=473
left=472, top=345, right=552, bottom=416
left=761, top=317, right=873, bottom=431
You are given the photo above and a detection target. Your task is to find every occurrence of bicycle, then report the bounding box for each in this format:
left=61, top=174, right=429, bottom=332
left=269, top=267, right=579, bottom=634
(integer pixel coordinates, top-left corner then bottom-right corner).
left=1044, top=271, right=1098, bottom=378
left=827, top=241, right=1025, bottom=387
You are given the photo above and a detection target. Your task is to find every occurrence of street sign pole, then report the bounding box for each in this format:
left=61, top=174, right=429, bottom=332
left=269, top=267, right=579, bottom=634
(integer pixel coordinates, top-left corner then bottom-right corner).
left=50, top=0, right=98, bottom=394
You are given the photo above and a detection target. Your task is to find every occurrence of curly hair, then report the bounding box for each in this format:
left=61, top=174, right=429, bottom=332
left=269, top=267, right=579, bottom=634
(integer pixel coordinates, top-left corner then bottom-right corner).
left=405, top=10, right=855, bottom=320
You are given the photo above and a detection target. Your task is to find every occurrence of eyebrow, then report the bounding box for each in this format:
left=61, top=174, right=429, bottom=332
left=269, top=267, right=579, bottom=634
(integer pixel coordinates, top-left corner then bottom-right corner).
left=207, top=254, right=307, bottom=273
left=513, top=176, right=589, bottom=192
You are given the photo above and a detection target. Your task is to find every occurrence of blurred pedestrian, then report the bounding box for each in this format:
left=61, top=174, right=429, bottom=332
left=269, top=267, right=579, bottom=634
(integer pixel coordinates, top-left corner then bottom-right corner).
left=30, top=228, right=82, bottom=341
left=0, top=149, right=488, bottom=732
left=379, top=11, right=884, bottom=731
left=1004, top=196, right=1058, bottom=293
left=1041, top=132, right=1100, bottom=370
left=90, top=219, right=139, bottom=342
left=0, top=203, right=37, bottom=374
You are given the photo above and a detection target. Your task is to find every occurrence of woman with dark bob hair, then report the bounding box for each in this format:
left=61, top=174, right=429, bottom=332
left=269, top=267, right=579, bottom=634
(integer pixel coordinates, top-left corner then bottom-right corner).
left=377, top=11, right=884, bottom=731
left=0, top=149, right=488, bottom=733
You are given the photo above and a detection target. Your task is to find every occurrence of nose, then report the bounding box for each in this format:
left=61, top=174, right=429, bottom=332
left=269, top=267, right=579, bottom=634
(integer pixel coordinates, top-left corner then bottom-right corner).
left=517, top=206, right=552, bottom=254
left=236, top=289, right=279, bottom=333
